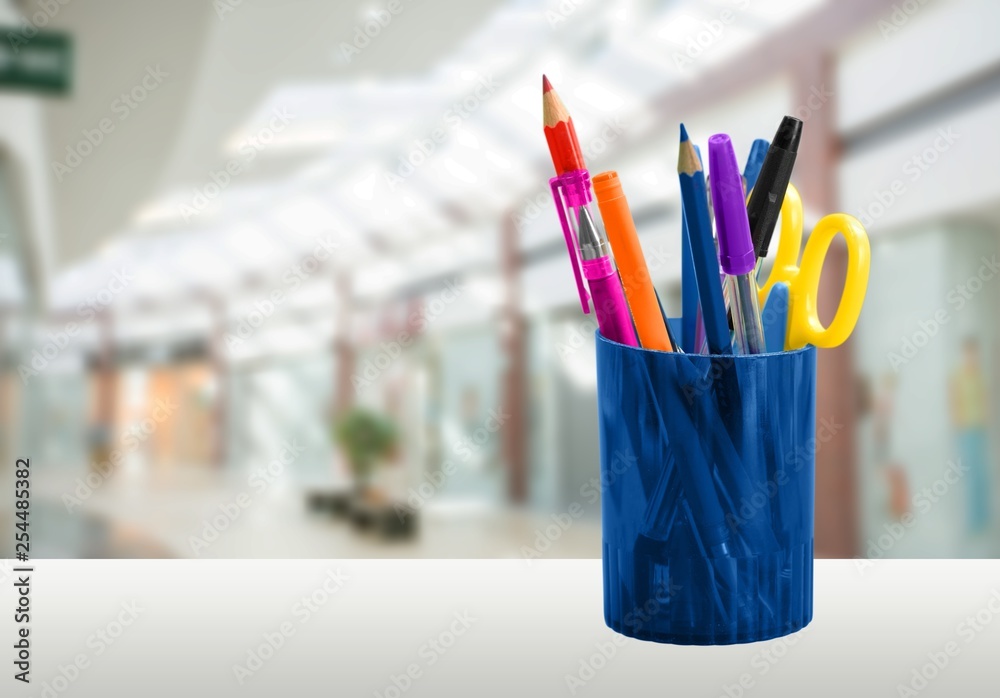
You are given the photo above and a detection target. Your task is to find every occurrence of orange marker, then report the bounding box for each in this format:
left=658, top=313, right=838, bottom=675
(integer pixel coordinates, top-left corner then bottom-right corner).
left=592, top=171, right=674, bottom=351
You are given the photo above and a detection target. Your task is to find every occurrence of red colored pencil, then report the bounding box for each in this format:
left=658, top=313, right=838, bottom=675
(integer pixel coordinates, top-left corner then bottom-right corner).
left=542, top=75, right=586, bottom=175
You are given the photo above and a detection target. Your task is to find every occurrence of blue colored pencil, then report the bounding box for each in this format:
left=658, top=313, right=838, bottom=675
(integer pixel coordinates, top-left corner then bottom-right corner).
left=681, top=205, right=699, bottom=353
left=678, top=124, right=731, bottom=356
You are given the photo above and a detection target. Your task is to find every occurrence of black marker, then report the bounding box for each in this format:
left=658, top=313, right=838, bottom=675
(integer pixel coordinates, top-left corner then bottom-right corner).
left=747, top=116, right=802, bottom=266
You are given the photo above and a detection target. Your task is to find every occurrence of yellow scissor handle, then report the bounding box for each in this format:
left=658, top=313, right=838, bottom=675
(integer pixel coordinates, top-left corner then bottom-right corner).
left=757, top=184, right=871, bottom=350
left=786, top=212, right=870, bottom=350
left=758, top=184, right=804, bottom=303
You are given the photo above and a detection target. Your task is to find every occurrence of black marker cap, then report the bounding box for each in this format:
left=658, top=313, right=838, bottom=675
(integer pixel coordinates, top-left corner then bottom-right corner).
left=748, top=116, right=802, bottom=259
left=773, top=116, right=802, bottom=153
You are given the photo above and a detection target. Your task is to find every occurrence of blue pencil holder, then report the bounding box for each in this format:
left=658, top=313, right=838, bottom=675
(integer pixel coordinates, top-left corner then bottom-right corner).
left=595, top=332, right=816, bottom=645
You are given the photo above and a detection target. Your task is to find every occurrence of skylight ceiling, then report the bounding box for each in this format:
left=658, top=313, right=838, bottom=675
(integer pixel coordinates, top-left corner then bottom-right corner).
left=52, top=0, right=828, bottom=340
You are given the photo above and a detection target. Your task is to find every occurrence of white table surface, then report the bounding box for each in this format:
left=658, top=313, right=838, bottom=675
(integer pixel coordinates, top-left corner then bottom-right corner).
left=2, top=559, right=998, bottom=697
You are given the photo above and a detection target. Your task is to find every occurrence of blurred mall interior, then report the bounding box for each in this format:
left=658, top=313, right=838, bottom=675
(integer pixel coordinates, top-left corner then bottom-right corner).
left=1, top=0, right=999, bottom=558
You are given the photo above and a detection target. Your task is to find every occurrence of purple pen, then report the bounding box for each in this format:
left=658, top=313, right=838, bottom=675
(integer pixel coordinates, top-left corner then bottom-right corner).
left=550, top=170, right=637, bottom=346
left=708, top=134, right=765, bottom=355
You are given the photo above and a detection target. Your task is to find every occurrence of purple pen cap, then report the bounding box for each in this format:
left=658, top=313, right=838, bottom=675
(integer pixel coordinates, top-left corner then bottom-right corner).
left=708, top=133, right=755, bottom=276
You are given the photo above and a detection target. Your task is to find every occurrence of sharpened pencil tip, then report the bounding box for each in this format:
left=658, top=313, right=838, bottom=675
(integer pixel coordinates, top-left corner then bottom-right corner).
left=679, top=123, right=689, bottom=142
left=542, top=74, right=553, bottom=92
left=677, top=135, right=702, bottom=175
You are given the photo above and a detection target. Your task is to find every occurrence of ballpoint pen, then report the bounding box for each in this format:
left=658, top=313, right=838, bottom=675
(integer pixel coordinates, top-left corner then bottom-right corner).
left=551, top=170, right=637, bottom=345
left=694, top=138, right=767, bottom=352
left=709, top=133, right=765, bottom=355
left=544, top=76, right=637, bottom=346
left=715, top=138, right=768, bottom=351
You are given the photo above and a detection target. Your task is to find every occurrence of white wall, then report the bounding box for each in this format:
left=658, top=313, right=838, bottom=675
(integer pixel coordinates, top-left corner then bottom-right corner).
left=838, top=0, right=1000, bottom=134
left=839, top=94, right=1000, bottom=235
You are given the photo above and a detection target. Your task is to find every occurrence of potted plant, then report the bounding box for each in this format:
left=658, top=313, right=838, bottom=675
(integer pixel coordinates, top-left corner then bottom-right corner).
left=333, top=407, right=399, bottom=496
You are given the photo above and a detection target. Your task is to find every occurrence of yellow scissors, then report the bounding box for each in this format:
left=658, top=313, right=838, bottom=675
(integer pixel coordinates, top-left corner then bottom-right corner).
left=756, top=184, right=871, bottom=351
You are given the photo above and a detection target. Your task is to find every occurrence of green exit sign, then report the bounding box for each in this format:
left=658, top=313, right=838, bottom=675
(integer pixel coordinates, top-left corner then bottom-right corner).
left=0, top=29, right=71, bottom=94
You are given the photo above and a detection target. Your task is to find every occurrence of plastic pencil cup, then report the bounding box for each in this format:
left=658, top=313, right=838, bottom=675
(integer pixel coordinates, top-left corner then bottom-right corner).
left=595, top=331, right=816, bottom=645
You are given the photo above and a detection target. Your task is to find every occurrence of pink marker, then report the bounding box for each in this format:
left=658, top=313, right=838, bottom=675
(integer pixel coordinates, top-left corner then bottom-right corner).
left=550, top=170, right=637, bottom=346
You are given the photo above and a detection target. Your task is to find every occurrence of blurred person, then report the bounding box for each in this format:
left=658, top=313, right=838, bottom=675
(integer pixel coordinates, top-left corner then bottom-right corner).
left=873, top=372, right=911, bottom=521
left=949, top=337, right=992, bottom=534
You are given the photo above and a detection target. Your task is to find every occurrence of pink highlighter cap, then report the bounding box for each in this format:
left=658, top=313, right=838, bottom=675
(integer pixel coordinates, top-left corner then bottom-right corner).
left=708, top=134, right=756, bottom=276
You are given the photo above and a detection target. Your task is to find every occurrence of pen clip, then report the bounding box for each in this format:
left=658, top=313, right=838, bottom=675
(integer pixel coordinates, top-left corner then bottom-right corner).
left=550, top=172, right=591, bottom=314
